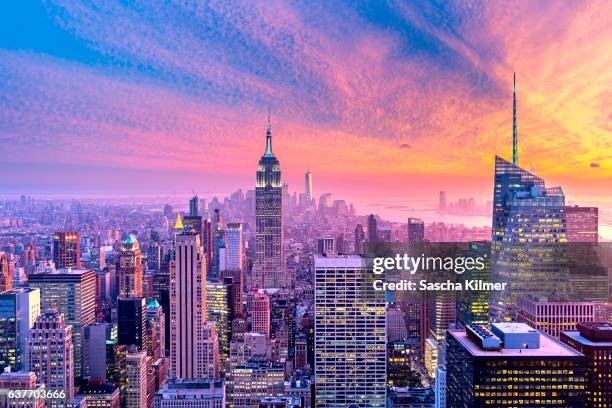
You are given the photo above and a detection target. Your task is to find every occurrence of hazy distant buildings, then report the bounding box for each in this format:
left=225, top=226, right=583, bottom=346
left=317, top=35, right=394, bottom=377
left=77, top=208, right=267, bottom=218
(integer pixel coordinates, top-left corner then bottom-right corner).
left=316, top=237, right=335, bottom=256
left=367, top=214, right=378, bottom=243
left=407, top=218, right=425, bottom=243
left=305, top=171, right=313, bottom=203
left=314, top=256, right=386, bottom=407
left=566, top=205, right=598, bottom=242
left=447, top=323, right=586, bottom=407
left=0, top=252, right=12, bottom=292
left=53, top=231, right=81, bottom=269
left=254, top=117, right=285, bottom=289
left=438, top=191, right=447, bottom=212
left=354, top=224, right=365, bottom=255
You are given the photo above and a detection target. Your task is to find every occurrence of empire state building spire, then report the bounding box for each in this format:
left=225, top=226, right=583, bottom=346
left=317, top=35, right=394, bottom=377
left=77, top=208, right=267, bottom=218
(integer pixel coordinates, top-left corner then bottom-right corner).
left=264, top=107, right=274, bottom=157
left=512, top=72, right=518, bottom=166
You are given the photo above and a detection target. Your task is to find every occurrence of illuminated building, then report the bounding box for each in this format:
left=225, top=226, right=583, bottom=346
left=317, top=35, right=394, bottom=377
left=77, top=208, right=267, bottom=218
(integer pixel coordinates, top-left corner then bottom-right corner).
left=125, top=348, right=147, bottom=408
left=314, top=255, right=386, bottom=407
left=0, top=288, right=39, bottom=372
left=561, top=322, right=612, bottom=407
left=387, top=341, right=413, bottom=387
left=232, top=361, right=284, bottom=408
left=565, top=206, right=598, bottom=242
left=117, top=234, right=142, bottom=298
left=387, top=305, right=408, bottom=342
left=0, top=252, right=12, bottom=292
left=254, top=114, right=284, bottom=289
left=206, top=280, right=230, bottom=361
left=29, top=268, right=95, bottom=378
left=79, top=383, right=120, bottom=408
left=146, top=299, right=165, bottom=359
left=446, top=323, right=586, bottom=407
left=424, top=338, right=438, bottom=380
left=0, top=371, right=45, bottom=408
left=225, top=223, right=243, bottom=272
left=29, top=311, right=75, bottom=402
left=456, top=242, right=490, bottom=328
left=53, top=231, right=81, bottom=269
left=154, top=377, right=225, bottom=407
left=250, top=291, right=271, bottom=338
left=518, top=295, right=597, bottom=338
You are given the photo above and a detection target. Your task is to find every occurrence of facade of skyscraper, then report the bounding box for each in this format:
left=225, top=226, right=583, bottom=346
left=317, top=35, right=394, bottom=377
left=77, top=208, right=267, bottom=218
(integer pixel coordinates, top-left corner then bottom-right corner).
left=407, top=217, right=425, bottom=243
left=304, top=171, right=313, bottom=203
left=254, top=119, right=285, bottom=289
left=29, top=311, right=75, bottom=403
left=206, top=280, right=230, bottom=362
left=446, top=323, right=586, bottom=407
left=565, top=205, right=598, bottom=242
left=117, top=234, right=143, bottom=298
left=117, top=296, right=147, bottom=350
left=224, top=223, right=243, bottom=272
left=314, top=255, right=386, bottom=407
left=561, top=322, right=612, bottom=407
left=28, top=268, right=96, bottom=378
left=0, top=252, right=12, bottom=292
left=0, top=288, right=40, bottom=372
left=170, top=227, right=219, bottom=378
left=125, top=348, right=147, bottom=408
left=367, top=214, right=378, bottom=243
left=250, top=291, right=271, bottom=339
left=146, top=299, right=166, bottom=359
left=354, top=224, right=365, bottom=255
left=53, top=231, right=81, bottom=269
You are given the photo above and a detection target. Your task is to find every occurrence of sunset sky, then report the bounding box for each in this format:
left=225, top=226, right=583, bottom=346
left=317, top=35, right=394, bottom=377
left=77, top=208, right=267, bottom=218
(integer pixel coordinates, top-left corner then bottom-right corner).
left=1, top=0, right=611, bottom=221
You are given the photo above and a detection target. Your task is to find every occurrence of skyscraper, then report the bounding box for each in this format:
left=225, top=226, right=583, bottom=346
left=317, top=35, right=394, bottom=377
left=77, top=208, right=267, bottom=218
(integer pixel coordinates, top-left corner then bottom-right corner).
left=53, top=231, right=81, bottom=269
left=250, top=291, right=271, bottom=339
left=407, top=218, right=425, bottom=243
left=0, top=252, right=12, bottom=292
left=314, top=255, right=386, bottom=407
left=29, top=268, right=96, bottom=378
left=438, top=191, right=446, bottom=212
left=367, top=214, right=378, bottom=243
left=446, top=323, right=586, bottom=407
left=117, top=297, right=147, bottom=350
left=170, top=227, right=219, bottom=378
left=224, top=223, right=243, bottom=272
left=565, top=205, right=598, bottom=242
left=189, top=195, right=199, bottom=217
left=354, top=224, right=365, bottom=255
left=146, top=299, right=165, bottom=359
left=118, top=234, right=143, bottom=298
left=304, top=171, right=313, bottom=202
left=254, top=115, right=284, bottom=289
left=0, top=288, right=40, bottom=372
left=125, top=348, right=147, bottom=408
left=206, top=280, right=230, bottom=362
left=29, top=311, right=75, bottom=402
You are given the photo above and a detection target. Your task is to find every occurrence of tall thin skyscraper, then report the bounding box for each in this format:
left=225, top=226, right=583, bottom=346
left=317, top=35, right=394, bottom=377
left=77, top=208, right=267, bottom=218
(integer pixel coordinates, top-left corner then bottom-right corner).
left=0, top=252, right=11, bottom=292
left=224, top=223, right=243, bottom=272
left=305, top=170, right=313, bottom=202
left=354, top=224, right=365, bottom=255
left=367, top=214, right=378, bottom=243
left=438, top=191, right=446, bottom=212
left=118, top=234, right=143, bottom=298
left=407, top=218, right=425, bottom=243
left=314, top=256, right=386, bottom=407
left=189, top=195, right=199, bottom=217
left=254, top=114, right=284, bottom=289
left=0, top=288, right=40, bottom=372
left=53, top=231, right=81, bottom=269
left=170, top=227, right=219, bottom=378
left=29, top=311, right=75, bottom=402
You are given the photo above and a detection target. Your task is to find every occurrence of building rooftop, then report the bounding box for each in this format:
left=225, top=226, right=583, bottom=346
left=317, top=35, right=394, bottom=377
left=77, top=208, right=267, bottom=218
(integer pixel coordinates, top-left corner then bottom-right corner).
left=314, top=254, right=364, bottom=269
left=449, top=328, right=583, bottom=358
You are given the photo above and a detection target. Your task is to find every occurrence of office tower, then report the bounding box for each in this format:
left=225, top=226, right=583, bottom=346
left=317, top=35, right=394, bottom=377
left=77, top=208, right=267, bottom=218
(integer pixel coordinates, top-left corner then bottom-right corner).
left=117, top=235, right=143, bottom=298
left=566, top=205, right=598, bottom=242
left=407, top=218, right=425, bottom=243
left=225, top=223, right=243, bottom=271
left=367, top=214, right=378, bottom=243
left=294, top=334, right=307, bottom=370
left=0, top=288, right=39, bottom=372
left=314, top=256, right=386, bottom=407
left=154, top=378, right=225, bottom=407
left=456, top=242, right=490, bottom=328
left=0, top=371, right=46, bottom=408
left=53, top=231, right=81, bottom=268
left=170, top=228, right=219, bottom=378
left=434, top=366, right=446, bottom=408
left=117, top=297, right=147, bottom=350
left=206, top=280, right=230, bottom=361
left=148, top=241, right=161, bottom=272
left=424, top=337, right=438, bottom=379
left=29, top=268, right=96, bottom=378
left=305, top=171, right=313, bottom=202
left=250, top=291, right=271, bottom=338
left=518, top=295, right=596, bottom=338
left=83, top=323, right=116, bottom=381
left=125, top=348, right=147, bottom=408
left=147, top=299, right=165, bottom=359
left=0, top=252, right=11, bottom=292
left=316, top=237, right=335, bottom=256
left=79, top=383, right=121, bottom=408
left=336, top=233, right=346, bottom=254
left=446, top=323, right=586, bottom=407
left=29, top=311, right=75, bottom=402
left=387, top=305, right=408, bottom=342
left=354, top=224, right=365, bottom=255
left=561, top=322, right=612, bottom=407
left=189, top=195, right=199, bottom=217
left=232, top=362, right=284, bottom=408
left=254, top=115, right=285, bottom=289
left=203, top=217, right=214, bottom=275
left=438, top=191, right=446, bottom=212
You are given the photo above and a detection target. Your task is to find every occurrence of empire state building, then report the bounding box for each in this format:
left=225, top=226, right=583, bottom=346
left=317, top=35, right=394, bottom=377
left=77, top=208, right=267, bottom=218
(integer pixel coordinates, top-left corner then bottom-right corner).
left=254, top=115, right=285, bottom=289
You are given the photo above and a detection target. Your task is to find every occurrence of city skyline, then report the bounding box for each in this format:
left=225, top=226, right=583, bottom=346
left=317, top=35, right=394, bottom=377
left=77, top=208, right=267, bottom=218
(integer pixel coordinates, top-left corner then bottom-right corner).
left=1, top=1, right=611, bottom=218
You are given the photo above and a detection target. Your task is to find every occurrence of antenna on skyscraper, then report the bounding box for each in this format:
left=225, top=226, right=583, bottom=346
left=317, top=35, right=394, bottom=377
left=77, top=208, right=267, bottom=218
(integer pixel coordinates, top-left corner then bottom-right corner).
left=267, top=105, right=271, bottom=132
left=512, top=72, right=518, bottom=166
